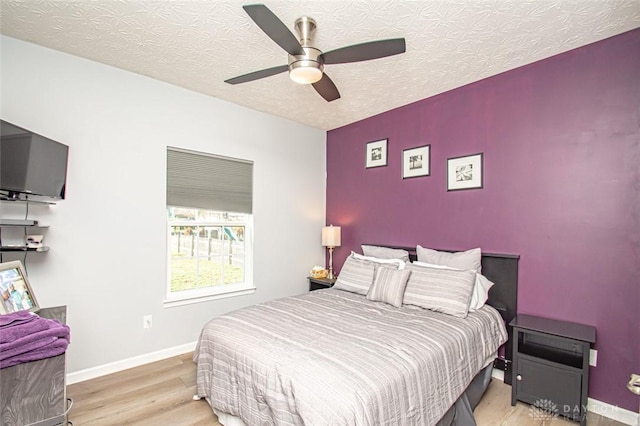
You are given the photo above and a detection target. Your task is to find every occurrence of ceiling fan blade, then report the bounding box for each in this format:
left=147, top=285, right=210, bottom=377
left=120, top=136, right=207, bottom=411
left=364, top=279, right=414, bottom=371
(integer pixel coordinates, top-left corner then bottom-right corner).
left=224, top=64, right=289, bottom=85
left=321, top=38, right=406, bottom=65
left=312, top=73, right=341, bottom=102
left=243, top=4, right=305, bottom=56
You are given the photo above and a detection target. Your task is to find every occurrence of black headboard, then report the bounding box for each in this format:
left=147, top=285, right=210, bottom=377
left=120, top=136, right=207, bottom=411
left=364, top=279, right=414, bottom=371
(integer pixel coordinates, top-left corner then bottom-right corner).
left=368, top=245, right=520, bottom=383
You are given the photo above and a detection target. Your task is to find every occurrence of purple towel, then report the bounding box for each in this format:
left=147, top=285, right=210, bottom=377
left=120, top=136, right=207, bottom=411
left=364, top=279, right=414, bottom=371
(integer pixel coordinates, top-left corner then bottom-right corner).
left=0, top=338, right=69, bottom=369
left=0, top=321, right=69, bottom=360
left=0, top=310, right=37, bottom=328
left=0, top=312, right=70, bottom=371
left=0, top=312, right=49, bottom=343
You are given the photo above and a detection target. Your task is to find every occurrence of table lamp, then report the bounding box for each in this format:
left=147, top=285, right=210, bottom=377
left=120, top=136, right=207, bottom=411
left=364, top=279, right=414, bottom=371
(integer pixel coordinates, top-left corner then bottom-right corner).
left=322, top=225, right=341, bottom=280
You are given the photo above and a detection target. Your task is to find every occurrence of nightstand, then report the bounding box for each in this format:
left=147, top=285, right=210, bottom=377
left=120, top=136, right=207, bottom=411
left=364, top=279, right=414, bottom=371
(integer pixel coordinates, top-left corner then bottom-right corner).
left=308, top=277, right=336, bottom=291
left=510, top=314, right=596, bottom=425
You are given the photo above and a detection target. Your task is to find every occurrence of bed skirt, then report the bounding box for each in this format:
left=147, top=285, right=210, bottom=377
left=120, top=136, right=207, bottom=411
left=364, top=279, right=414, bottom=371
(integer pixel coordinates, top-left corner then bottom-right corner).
left=435, top=362, right=494, bottom=426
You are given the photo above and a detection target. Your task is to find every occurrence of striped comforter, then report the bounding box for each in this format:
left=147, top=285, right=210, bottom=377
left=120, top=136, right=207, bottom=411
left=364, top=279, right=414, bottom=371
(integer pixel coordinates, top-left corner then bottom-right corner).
left=194, top=289, right=507, bottom=426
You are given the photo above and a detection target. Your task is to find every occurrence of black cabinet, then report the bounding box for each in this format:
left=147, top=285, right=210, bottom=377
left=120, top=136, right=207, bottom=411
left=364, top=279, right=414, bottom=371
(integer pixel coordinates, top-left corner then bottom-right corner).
left=308, top=277, right=336, bottom=291
left=511, top=314, right=596, bottom=425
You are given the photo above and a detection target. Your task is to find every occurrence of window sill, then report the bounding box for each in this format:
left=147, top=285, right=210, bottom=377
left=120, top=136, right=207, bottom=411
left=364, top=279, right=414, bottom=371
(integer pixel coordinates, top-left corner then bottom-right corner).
left=163, top=286, right=256, bottom=308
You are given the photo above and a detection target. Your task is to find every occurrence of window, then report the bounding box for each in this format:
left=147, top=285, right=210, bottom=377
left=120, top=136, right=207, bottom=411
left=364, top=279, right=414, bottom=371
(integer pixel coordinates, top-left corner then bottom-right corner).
left=166, top=147, right=254, bottom=305
left=167, top=208, right=252, bottom=298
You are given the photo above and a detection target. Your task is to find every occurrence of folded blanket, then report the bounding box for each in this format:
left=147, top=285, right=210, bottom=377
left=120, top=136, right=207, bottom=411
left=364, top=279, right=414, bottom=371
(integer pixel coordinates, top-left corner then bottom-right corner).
left=0, top=321, right=69, bottom=360
left=0, top=312, right=49, bottom=343
left=0, top=313, right=70, bottom=369
left=0, top=338, right=68, bottom=369
left=0, top=310, right=37, bottom=328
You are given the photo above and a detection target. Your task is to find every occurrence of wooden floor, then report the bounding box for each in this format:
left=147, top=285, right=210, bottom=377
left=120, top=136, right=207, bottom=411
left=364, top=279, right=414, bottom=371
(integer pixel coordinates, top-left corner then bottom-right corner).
left=68, top=353, right=626, bottom=426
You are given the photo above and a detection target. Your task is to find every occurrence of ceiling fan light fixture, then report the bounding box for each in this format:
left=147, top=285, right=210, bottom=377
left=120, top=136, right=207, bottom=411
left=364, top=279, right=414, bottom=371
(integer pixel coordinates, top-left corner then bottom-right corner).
left=229, top=4, right=405, bottom=101
left=289, top=64, right=323, bottom=84
left=289, top=46, right=324, bottom=84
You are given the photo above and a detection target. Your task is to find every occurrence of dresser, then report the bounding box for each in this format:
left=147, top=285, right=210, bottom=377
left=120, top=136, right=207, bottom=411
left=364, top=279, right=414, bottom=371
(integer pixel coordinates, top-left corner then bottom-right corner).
left=0, top=306, right=71, bottom=425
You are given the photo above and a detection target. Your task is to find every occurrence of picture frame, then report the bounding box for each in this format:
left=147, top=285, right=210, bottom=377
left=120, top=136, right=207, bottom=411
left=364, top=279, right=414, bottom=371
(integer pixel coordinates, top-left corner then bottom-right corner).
left=402, top=145, right=431, bottom=179
left=447, top=153, right=484, bottom=191
left=365, top=139, right=388, bottom=168
left=0, top=260, right=39, bottom=314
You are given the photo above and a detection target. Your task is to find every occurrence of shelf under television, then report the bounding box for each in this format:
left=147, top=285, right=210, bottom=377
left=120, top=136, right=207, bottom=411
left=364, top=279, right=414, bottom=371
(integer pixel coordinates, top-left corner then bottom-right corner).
left=0, top=195, right=57, bottom=205
left=0, top=223, right=49, bottom=228
left=0, top=246, right=50, bottom=253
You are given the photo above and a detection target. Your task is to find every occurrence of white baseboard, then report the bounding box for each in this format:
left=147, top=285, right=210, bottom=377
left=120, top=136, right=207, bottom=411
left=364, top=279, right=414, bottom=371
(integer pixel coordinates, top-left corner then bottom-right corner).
left=491, top=369, right=639, bottom=426
left=66, top=341, right=197, bottom=385
left=491, top=367, right=504, bottom=382
left=587, top=397, right=639, bottom=426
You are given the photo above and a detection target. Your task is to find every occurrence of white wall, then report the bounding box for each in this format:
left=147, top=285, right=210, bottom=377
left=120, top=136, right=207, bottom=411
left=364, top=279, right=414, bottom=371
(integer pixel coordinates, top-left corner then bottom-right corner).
left=0, top=36, right=327, bottom=374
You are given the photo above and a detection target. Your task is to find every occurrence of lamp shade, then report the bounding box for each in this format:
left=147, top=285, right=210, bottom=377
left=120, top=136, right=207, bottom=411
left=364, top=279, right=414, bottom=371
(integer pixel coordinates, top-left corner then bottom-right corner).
left=322, top=225, right=341, bottom=247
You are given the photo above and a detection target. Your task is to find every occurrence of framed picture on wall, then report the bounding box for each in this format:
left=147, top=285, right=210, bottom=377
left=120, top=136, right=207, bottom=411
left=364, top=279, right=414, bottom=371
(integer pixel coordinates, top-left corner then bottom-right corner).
left=0, top=260, right=40, bottom=314
left=366, top=139, right=388, bottom=168
left=402, top=145, right=431, bottom=178
left=447, top=153, right=483, bottom=191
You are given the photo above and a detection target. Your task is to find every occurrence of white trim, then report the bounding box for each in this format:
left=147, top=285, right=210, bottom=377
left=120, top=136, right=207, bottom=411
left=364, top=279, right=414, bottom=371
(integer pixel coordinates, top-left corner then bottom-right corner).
left=491, top=368, right=639, bottom=425
left=66, top=341, right=197, bottom=385
left=163, top=287, right=255, bottom=308
left=491, top=367, right=505, bottom=382
left=587, top=398, right=639, bottom=426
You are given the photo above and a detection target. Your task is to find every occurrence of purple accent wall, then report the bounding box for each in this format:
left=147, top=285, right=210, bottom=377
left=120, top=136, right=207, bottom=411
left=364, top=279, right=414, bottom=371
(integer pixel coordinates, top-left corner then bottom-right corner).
left=326, top=29, right=640, bottom=411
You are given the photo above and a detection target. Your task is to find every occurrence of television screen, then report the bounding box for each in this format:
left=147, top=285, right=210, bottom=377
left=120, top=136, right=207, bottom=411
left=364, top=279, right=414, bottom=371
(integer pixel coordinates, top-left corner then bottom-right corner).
left=0, top=121, right=68, bottom=200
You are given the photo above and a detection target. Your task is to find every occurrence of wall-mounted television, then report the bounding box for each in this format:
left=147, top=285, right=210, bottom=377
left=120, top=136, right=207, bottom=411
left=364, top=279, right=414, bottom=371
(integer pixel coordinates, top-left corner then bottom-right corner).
left=0, top=120, right=69, bottom=200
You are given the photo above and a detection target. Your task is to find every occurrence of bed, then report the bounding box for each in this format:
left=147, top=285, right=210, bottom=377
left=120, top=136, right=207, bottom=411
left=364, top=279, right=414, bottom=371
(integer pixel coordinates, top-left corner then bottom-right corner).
left=194, top=247, right=519, bottom=425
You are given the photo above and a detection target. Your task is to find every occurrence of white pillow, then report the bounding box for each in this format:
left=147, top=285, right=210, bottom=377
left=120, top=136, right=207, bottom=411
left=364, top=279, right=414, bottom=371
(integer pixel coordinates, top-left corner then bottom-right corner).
left=412, top=261, right=494, bottom=311
left=352, top=251, right=405, bottom=269
left=361, top=245, right=410, bottom=262
left=416, top=245, right=481, bottom=273
left=471, top=274, right=495, bottom=311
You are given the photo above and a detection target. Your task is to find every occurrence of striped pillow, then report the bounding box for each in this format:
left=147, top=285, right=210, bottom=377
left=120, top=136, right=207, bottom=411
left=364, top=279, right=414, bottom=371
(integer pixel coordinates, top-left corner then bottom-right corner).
left=351, top=251, right=405, bottom=269
left=416, top=245, right=482, bottom=273
left=361, top=245, right=411, bottom=262
left=333, top=256, right=375, bottom=295
left=367, top=267, right=411, bottom=307
left=403, top=264, right=476, bottom=318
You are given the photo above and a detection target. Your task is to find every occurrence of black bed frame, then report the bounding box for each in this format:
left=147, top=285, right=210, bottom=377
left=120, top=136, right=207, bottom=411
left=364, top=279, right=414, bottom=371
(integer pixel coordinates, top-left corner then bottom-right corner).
left=370, top=245, right=520, bottom=385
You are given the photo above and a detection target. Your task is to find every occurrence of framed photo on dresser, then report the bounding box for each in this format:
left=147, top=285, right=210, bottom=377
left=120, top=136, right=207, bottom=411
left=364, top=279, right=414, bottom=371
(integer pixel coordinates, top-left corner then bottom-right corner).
left=0, top=261, right=39, bottom=314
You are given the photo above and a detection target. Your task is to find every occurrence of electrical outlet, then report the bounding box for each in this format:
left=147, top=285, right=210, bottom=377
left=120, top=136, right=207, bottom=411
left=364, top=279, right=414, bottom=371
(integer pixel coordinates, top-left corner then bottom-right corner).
left=143, top=315, right=152, bottom=329
left=589, top=349, right=597, bottom=367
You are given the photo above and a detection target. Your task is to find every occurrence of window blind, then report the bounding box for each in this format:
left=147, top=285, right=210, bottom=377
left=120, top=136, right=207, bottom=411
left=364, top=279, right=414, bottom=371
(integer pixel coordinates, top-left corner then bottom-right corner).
left=167, top=147, right=253, bottom=214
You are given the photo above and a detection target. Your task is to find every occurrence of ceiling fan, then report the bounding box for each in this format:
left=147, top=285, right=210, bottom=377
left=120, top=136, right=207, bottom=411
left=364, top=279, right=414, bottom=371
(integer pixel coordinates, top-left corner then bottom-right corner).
left=225, top=4, right=406, bottom=102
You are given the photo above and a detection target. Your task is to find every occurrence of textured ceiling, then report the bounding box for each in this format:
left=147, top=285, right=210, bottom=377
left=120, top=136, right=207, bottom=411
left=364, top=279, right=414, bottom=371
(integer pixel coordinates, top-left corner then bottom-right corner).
left=1, top=1, right=639, bottom=130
